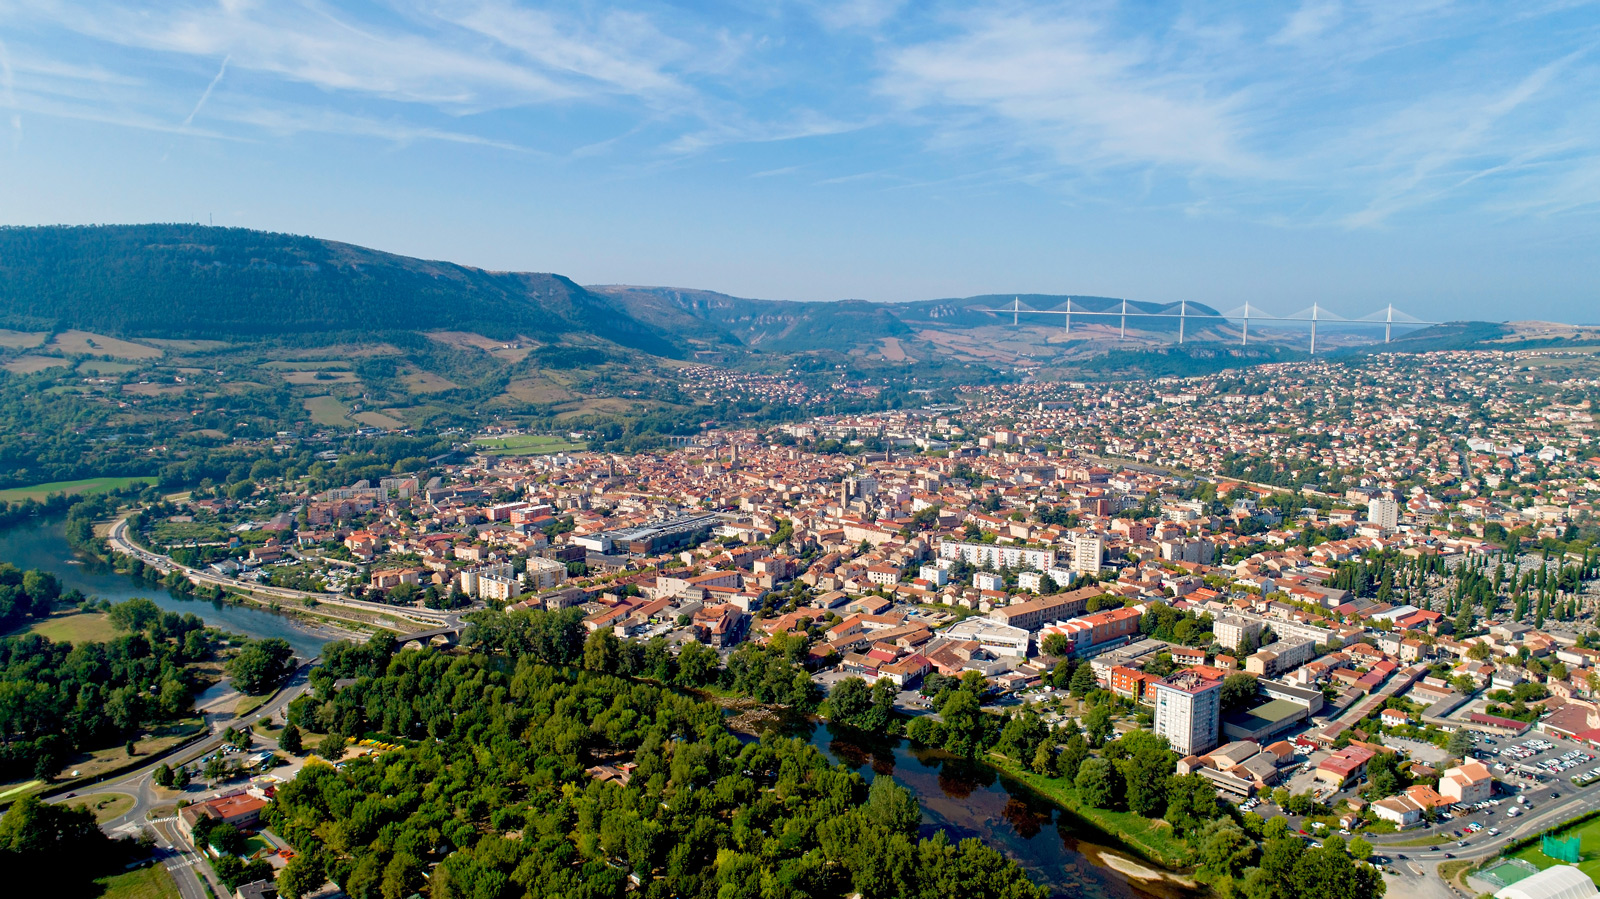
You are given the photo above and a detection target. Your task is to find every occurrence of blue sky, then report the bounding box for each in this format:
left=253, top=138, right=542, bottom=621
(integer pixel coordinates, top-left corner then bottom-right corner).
left=1, top=1, right=1598, bottom=321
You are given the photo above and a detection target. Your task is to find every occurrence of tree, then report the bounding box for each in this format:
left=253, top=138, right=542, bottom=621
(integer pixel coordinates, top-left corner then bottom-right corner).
left=1084, top=704, right=1114, bottom=747
left=226, top=638, right=297, bottom=694
left=153, top=763, right=174, bottom=787
left=1069, top=664, right=1097, bottom=698
left=1445, top=729, right=1474, bottom=758
left=1348, top=836, right=1373, bottom=861
left=313, top=730, right=347, bottom=760
left=1041, top=632, right=1072, bottom=658
left=1031, top=740, right=1057, bottom=777
left=206, top=822, right=248, bottom=855
left=1222, top=673, right=1260, bottom=711
left=1466, top=641, right=1491, bottom=661
left=0, top=795, right=109, bottom=864
left=279, top=721, right=302, bottom=754
left=1166, top=773, right=1222, bottom=835
left=826, top=677, right=873, bottom=725
left=1074, top=758, right=1121, bottom=809
left=1196, top=818, right=1255, bottom=881
left=1057, top=733, right=1090, bottom=782
left=277, top=850, right=326, bottom=899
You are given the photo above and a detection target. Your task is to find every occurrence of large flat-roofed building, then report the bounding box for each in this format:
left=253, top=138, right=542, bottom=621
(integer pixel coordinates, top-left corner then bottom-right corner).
left=574, top=513, right=721, bottom=556
left=944, top=618, right=1031, bottom=658
left=1039, top=607, right=1143, bottom=656
left=1222, top=698, right=1311, bottom=744
left=989, top=586, right=1099, bottom=631
left=1152, top=669, right=1223, bottom=756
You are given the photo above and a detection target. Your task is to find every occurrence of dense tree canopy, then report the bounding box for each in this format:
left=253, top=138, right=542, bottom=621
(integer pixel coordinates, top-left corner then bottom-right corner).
left=270, top=643, right=1046, bottom=899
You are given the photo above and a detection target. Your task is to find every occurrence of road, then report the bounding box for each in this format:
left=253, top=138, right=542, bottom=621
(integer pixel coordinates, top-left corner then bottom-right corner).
left=52, top=663, right=317, bottom=897
left=106, top=513, right=451, bottom=628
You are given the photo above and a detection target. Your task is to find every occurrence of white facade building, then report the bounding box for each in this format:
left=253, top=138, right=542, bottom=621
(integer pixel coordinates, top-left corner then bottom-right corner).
left=1071, top=535, right=1104, bottom=574
left=1152, top=670, right=1222, bottom=756
left=939, top=540, right=1057, bottom=571
left=1368, top=497, right=1400, bottom=530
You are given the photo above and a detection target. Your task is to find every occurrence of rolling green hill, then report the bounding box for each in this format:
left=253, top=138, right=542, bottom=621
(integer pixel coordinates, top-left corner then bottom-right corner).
left=0, top=225, right=680, bottom=356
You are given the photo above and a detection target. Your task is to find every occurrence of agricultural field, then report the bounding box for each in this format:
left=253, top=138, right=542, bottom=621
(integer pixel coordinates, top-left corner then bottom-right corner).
left=47, top=329, right=163, bottom=359
left=304, top=395, right=352, bottom=427
left=471, top=434, right=586, bottom=456
left=0, top=329, right=48, bottom=348
left=2, top=355, right=71, bottom=374
left=0, top=475, right=152, bottom=502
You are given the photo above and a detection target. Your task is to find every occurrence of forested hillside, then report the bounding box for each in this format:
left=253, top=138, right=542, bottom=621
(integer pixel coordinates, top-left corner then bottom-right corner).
left=0, top=225, right=679, bottom=355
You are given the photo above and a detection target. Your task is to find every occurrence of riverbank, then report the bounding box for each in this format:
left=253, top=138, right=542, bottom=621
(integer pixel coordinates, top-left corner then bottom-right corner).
left=985, top=752, right=1195, bottom=871
left=0, top=517, right=335, bottom=657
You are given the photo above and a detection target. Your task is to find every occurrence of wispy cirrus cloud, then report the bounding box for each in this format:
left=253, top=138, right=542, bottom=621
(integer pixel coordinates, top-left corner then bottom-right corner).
left=879, top=8, right=1258, bottom=175
left=866, top=1, right=1600, bottom=226
left=2, top=0, right=1599, bottom=231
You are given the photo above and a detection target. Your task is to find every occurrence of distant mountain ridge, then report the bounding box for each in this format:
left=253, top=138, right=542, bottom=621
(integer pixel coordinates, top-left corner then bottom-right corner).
left=590, top=285, right=1222, bottom=351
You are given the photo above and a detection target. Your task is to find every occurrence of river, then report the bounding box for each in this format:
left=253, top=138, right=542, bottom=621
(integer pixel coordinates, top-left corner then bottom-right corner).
left=0, top=518, right=331, bottom=658
left=4, top=517, right=1195, bottom=897
left=806, top=722, right=1203, bottom=899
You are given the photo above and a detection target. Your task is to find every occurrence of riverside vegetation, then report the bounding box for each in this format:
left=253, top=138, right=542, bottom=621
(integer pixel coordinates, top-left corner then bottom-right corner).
left=269, top=612, right=1045, bottom=899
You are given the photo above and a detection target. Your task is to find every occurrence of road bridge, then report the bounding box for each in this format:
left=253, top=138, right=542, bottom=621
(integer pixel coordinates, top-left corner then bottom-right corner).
left=975, top=298, right=1441, bottom=353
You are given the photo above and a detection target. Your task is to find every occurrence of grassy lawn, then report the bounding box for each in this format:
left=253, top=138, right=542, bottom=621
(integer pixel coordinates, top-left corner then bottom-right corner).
left=1509, top=813, right=1600, bottom=881
left=96, top=863, right=182, bottom=899
left=1438, top=859, right=1475, bottom=887
left=0, top=475, right=151, bottom=502
left=147, top=519, right=234, bottom=545
left=55, top=718, right=206, bottom=782
left=10, top=611, right=119, bottom=644
left=472, top=434, right=585, bottom=456
left=0, top=779, right=44, bottom=802
left=985, top=753, right=1191, bottom=867
left=81, top=792, right=136, bottom=823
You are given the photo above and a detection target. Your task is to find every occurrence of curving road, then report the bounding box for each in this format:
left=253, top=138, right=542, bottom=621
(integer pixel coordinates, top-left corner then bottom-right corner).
left=54, top=664, right=318, bottom=899
left=106, top=513, right=451, bottom=628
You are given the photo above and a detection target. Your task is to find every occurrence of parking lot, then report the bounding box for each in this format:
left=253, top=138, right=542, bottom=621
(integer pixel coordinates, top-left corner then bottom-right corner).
left=1471, top=733, right=1596, bottom=792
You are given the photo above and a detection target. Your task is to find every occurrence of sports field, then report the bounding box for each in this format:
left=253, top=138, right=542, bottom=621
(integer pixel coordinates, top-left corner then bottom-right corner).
left=1510, top=814, right=1600, bottom=881
left=0, top=475, right=151, bottom=502
left=472, top=434, right=585, bottom=456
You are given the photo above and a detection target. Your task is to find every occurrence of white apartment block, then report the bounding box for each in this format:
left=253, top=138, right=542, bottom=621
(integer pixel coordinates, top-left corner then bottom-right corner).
left=526, top=557, right=568, bottom=591
left=1214, top=616, right=1263, bottom=653
left=457, top=562, right=517, bottom=599
left=1152, top=670, right=1222, bottom=756
left=1368, top=497, right=1400, bottom=530
left=939, top=540, right=1057, bottom=572
left=1070, top=536, right=1104, bottom=574
left=477, top=573, right=523, bottom=603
